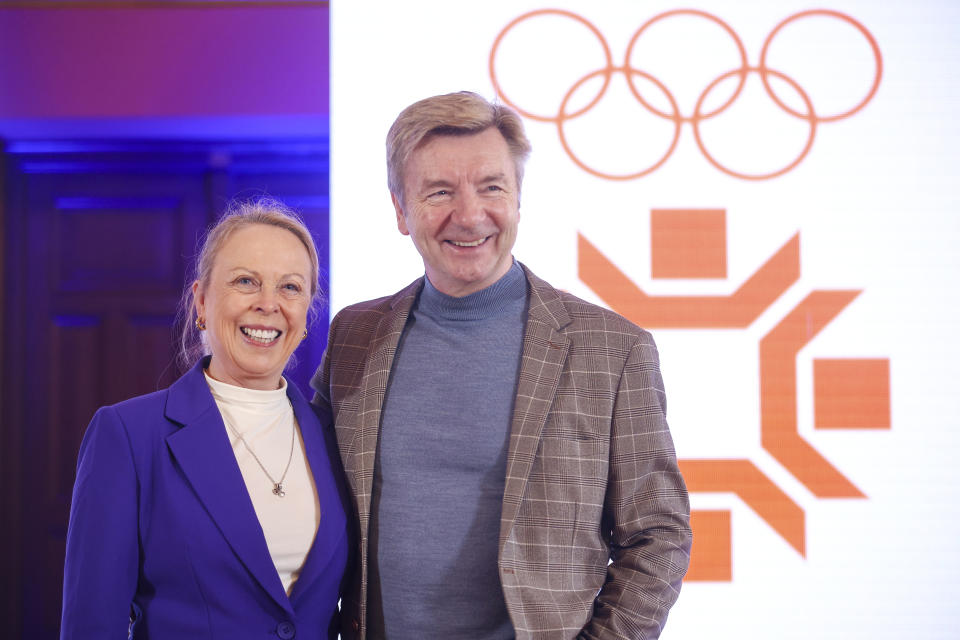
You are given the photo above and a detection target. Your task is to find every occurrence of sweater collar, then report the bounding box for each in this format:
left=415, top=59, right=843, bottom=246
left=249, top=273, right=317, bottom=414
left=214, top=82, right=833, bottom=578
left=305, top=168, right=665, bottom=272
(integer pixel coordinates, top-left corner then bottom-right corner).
left=419, top=261, right=527, bottom=321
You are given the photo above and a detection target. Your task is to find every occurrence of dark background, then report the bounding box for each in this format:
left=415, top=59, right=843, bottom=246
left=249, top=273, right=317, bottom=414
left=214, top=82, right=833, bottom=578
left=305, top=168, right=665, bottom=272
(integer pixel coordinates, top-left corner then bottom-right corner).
left=0, top=3, right=331, bottom=637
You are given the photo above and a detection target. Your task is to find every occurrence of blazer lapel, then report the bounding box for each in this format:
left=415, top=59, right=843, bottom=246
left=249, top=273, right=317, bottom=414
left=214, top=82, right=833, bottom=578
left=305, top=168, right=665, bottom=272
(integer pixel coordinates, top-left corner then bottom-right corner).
left=287, top=382, right=347, bottom=603
left=337, top=280, right=420, bottom=532
left=500, top=266, right=572, bottom=552
left=164, top=359, right=294, bottom=617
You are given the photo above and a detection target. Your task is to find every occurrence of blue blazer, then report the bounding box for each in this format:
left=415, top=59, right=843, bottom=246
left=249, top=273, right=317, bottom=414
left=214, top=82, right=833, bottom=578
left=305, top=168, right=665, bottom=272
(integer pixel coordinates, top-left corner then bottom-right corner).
left=61, top=357, right=349, bottom=640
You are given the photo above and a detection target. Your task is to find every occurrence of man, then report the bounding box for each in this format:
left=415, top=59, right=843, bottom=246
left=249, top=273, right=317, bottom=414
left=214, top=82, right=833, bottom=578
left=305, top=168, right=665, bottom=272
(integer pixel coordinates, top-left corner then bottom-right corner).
left=312, top=91, right=691, bottom=639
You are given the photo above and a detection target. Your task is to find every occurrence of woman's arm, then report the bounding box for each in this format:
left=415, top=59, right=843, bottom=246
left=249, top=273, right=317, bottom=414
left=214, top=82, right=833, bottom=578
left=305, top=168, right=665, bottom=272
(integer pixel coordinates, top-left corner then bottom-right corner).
left=60, top=406, right=140, bottom=640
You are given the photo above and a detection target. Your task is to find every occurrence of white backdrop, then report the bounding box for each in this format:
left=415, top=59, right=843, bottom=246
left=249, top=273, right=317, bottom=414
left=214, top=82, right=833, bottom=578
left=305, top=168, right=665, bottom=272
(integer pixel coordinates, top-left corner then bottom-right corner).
left=330, top=1, right=960, bottom=637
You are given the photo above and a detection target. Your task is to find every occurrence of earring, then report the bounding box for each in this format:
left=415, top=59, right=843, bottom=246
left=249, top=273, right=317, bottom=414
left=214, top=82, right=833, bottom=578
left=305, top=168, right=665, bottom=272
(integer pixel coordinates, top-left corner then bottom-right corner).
left=195, top=317, right=206, bottom=331
left=301, top=329, right=308, bottom=339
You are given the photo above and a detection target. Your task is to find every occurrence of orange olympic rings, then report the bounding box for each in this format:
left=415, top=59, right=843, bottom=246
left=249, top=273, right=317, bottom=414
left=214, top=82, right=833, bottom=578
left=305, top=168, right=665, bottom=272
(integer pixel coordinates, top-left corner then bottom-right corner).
left=489, top=8, right=883, bottom=181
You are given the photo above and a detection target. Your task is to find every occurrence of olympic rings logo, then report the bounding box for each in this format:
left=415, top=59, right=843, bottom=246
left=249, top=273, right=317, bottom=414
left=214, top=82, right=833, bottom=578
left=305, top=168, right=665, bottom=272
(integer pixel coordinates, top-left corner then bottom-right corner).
left=489, top=9, right=883, bottom=180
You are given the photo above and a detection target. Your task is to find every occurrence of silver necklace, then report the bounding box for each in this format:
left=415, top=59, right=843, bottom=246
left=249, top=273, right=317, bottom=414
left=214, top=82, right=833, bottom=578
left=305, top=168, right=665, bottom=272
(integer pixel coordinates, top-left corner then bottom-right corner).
left=225, top=417, right=295, bottom=498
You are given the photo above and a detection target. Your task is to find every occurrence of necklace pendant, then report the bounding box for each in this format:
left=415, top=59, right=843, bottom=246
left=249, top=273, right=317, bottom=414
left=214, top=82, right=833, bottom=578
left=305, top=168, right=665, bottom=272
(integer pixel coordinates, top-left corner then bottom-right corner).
left=273, top=483, right=285, bottom=498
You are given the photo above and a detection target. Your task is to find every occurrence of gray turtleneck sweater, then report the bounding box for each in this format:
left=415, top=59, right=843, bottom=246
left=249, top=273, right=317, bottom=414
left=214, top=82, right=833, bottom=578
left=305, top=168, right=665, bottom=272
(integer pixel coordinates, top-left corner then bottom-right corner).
left=367, top=262, right=528, bottom=639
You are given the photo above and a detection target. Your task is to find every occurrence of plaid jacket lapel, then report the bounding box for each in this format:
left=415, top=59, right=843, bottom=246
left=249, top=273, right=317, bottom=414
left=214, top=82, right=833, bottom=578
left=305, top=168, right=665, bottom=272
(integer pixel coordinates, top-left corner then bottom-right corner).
left=499, top=267, right=572, bottom=552
left=339, top=281, right=420, bottom=530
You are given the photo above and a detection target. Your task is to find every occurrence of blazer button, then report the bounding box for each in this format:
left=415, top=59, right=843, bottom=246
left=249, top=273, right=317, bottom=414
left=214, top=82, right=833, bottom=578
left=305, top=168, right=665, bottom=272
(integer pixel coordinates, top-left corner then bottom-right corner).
left=276, top=621, right=296, bottom=639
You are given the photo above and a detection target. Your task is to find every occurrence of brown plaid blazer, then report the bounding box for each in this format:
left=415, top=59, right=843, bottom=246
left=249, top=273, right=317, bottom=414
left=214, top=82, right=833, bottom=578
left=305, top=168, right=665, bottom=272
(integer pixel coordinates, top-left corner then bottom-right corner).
left=311, top=264, right=691, bottom=639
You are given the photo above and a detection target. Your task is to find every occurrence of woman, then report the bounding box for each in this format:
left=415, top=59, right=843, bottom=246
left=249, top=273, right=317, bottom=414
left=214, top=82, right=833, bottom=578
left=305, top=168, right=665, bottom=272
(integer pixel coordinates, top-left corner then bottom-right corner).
left=60, top=199, right=348, bottom=639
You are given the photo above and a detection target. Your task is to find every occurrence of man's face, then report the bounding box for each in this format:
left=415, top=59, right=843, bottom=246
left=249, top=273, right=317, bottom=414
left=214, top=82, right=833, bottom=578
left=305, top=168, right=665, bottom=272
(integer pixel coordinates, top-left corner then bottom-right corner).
left=393, top=127, right=520, bottom=297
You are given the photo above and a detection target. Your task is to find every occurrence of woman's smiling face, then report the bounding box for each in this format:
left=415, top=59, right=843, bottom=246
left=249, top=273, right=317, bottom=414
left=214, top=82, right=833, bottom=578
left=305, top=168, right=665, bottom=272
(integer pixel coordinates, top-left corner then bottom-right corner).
left=193, top=223, right=312, bottom=390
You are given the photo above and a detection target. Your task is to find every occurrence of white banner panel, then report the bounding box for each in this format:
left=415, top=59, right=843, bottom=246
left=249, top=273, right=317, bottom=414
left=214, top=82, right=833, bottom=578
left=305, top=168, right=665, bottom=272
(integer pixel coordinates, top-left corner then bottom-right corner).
left=330, top=1, right=960, bottom=637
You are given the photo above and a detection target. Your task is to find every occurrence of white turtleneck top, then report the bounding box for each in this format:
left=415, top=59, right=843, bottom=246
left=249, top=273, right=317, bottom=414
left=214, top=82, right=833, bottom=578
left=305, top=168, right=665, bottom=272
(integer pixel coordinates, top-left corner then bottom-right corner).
left=204, top=371, right=320, bottom=595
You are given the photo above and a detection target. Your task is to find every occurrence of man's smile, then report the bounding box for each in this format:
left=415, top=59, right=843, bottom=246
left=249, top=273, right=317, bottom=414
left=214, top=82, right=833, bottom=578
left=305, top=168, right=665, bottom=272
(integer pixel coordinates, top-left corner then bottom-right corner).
left=447, top=236, right=490, bottom=248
